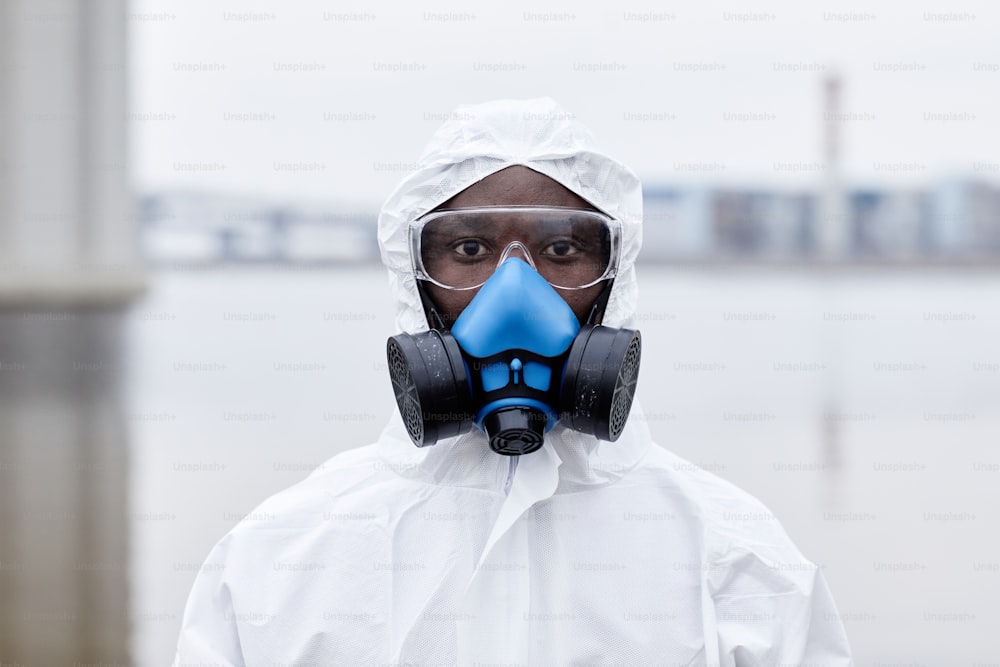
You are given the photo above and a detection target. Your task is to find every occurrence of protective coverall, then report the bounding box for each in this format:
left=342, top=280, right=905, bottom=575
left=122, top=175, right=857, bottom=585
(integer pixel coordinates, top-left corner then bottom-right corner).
left=173, top=97, right=854, bottom=666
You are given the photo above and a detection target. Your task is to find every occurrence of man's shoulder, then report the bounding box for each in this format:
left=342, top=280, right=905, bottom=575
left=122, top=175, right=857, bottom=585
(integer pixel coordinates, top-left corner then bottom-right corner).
left=639, top=445, right=815, bottom=572
left=639, top=444, right=780, bottom=516
left=224, top=443, right=386, bottom=540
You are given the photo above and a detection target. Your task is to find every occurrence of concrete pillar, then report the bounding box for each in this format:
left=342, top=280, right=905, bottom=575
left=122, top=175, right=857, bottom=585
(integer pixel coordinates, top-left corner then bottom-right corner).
left=0, top=0, right=142, bottom=664
left=818, top=73, right=849, bottom=258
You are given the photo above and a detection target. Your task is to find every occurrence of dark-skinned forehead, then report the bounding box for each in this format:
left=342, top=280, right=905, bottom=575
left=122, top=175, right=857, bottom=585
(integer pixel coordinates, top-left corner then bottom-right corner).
left=434, top=166, right=598, bottom=212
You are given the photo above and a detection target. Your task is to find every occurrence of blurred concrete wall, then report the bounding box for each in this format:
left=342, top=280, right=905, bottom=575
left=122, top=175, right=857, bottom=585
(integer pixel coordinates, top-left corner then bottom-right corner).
left=0, top=0, right=143, bottom=663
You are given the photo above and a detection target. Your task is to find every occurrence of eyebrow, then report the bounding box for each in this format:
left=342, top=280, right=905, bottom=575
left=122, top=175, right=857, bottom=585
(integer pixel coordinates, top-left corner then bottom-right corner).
left=423, top=217, right=495, bottom=242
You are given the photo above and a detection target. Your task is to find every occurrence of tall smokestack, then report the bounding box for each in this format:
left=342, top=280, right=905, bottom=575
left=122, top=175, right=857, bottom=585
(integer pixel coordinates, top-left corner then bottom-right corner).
left=819, top=73, right=847, bottom=258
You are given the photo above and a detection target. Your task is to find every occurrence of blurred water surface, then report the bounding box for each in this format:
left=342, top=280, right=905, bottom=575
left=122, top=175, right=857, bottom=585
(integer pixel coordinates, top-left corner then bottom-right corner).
left=127, top=265, right=1000, bottom=665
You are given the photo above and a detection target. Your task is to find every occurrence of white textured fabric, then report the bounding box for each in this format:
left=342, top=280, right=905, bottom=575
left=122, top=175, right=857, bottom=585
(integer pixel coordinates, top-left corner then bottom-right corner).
left=173, top=98, right=854, bottom=666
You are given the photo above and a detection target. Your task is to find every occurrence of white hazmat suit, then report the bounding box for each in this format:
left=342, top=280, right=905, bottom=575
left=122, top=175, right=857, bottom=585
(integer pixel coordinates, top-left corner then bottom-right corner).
left=173, top=98, right=854, bottom=666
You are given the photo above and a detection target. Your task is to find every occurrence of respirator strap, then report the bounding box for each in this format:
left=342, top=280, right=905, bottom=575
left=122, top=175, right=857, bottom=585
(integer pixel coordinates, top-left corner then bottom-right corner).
left=585, top=279, right=615, bottom=326
left=416, top=279, right=447, bottom=330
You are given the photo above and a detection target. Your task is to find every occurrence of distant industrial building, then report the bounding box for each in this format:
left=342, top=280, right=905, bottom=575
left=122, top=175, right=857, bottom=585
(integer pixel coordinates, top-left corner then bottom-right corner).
left=640, top=178, right=999, bottom=262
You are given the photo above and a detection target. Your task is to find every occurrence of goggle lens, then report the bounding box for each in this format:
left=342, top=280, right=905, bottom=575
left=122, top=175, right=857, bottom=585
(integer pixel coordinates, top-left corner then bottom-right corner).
left=413, top=207, right=619, bottom=290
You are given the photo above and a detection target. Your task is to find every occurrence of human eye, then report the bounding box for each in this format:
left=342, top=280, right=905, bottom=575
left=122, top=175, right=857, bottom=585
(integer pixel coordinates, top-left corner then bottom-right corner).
left=451, top=238, right=492, bottom=258
left=539, top=238, right=582, bottom=258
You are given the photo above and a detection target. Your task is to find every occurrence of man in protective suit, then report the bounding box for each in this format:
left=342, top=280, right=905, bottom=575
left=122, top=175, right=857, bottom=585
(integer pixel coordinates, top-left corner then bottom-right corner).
left=173, top=98, right=854, bottom=666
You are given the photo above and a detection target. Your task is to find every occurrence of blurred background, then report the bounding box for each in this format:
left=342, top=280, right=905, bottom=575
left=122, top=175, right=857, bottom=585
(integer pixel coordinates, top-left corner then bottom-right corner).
left=1, top=0, right=998, bottom=664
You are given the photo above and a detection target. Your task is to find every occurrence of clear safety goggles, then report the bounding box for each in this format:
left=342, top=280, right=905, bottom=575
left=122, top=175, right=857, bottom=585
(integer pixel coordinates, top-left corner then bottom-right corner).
left=411, top=206, right=622, bottom=291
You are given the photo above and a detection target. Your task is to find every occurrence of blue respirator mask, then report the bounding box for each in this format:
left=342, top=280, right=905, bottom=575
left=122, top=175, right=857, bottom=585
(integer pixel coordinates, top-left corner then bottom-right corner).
left=386, top=206, right=641, bottom=456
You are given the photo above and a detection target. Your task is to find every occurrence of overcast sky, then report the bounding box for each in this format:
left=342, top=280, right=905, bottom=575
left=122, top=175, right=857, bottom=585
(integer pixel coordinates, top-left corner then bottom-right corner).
left=129, top=0, right=1000, bottom=208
